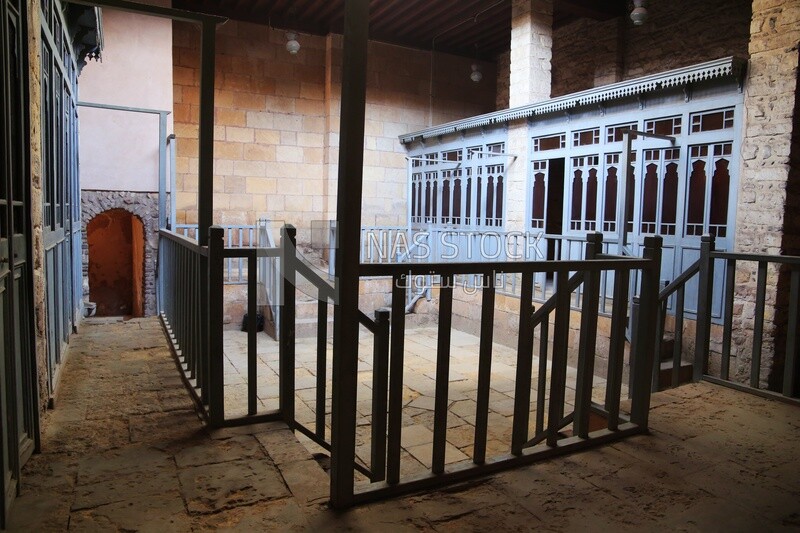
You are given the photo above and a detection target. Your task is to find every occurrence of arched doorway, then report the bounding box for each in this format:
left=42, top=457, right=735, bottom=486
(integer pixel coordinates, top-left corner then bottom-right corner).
left=87, top=209, right=145, bottom=317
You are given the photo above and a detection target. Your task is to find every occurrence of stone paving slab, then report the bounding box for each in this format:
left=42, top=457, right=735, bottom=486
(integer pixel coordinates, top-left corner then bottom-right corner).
left=222, top=326, right=614, bottom=474
left=6, top=316, right=800, bottom=532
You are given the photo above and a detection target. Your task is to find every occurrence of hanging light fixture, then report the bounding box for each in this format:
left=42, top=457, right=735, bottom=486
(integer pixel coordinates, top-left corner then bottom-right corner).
left=630, top=0, right=648, bottom=26
left=286, top=32, right=300, bottom=54
left=470, top=63, right=483, bottom=83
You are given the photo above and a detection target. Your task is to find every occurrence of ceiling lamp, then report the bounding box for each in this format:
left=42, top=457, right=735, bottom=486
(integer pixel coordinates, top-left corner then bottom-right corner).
left=470, top=63, right=483, bottom=83
left=630, top=0, right=648, bottom=26
left=286, top=32, right=300, bottom=54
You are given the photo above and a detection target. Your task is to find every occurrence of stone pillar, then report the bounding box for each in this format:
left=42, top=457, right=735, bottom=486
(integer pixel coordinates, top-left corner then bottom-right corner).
left=27, top=0, right=50, bottom=412
left=506, top=0, right=553, bottom=232
left=732, top=0, right=800, bottom=387
left=509, top=0, right=553, bottom=107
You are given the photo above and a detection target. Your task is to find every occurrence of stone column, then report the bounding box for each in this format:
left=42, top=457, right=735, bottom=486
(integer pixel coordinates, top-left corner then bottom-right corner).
left=506, top=0, right=553, bottom=232
left=27, top=0, right=51, bottom=412
left=732, top=0, right=800, bottom=387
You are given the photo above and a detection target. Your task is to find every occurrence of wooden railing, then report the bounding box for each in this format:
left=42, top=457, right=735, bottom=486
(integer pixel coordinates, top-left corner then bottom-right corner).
left=157, top=230, right=214, bottom=420
left=340, top=233, right=663, bottom=503
left=175, top=223, right=258, bottom=284
left=157, top=226, right=680, bottom=506
left=649, top=234, right=800, bottom=401
left=158, top=227, right=284, bottom=426
left=159, top=220, right=799, bottom=511
left=697, top=237, right=800, bottom=401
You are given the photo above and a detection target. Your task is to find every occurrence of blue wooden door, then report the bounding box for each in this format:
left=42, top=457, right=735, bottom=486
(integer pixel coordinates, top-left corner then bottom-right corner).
left=40, top=0, right=80, bottom=396
left=1, top=0, right=37, bottom=527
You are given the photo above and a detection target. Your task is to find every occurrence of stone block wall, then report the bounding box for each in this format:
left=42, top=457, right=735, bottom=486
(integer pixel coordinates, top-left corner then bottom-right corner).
left=506, top=0, right=553, bottom=233
left=495, top=50, right=510, bottom=109
left=27, top=0, right=50, bottom=412
left=733, top=0, right=800, bottom=388
left=550, top=0, right=751, bottom=97
left=82, top=191, right=160, bottom=316
left=172, top=20, right=496, bottom=242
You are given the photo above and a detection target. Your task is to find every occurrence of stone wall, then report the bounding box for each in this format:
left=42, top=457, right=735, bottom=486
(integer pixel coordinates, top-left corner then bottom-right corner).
left=496, top=50, right=510, bottom=109
left=733, top=0, right=800, bottom=388
left=551, top=0, right=751, bottom=97
left=81, top=191, right=160, bottom=316
left=172, top=20, right=496, bottom=242
left=27, top=0, right=49, bottom=412
left=506, top=0, right=553, bottom=233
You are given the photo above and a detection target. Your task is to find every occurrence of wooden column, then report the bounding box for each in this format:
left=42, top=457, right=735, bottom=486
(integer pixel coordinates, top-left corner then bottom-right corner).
left=330, top=0, right=369, bottom=509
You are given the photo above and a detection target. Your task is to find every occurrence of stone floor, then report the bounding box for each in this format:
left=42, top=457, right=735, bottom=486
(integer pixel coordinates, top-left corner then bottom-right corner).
left=7, top=316, right=800, bottom=531
left=221, top=327, right=619, bottom=476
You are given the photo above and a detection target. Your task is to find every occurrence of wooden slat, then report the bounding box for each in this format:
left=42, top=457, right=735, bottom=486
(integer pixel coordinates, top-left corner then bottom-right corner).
left=316, top=298, right=327, bottom=440
left=432, top=275, right=453, bottom=474
left=574, top=238, right=601, bottom=438
left=279, top=226, right=297, bottom=425
left=370, top=309, right=390, bottom=482
left=672, top=286, right=685, bottom=388
left=751, top=261, right=768, bottom=388
left=473, top=284, right=495, bottom=465
left=606, top=268, right=629, bottom=431
left=247, top=255, right=258, bottom=416
left=721, top=258, right=736, bottom=380
left=782, top=269, right=799, bottom=397
left=535, top=319, right=549, bottom=436
left=693, top=235, right=715, bottom=381
left=511, top=274, right=534, bottom=455
left=546, top=270, right=571, bottom=447
left=386, top=275, right=407, bottom=485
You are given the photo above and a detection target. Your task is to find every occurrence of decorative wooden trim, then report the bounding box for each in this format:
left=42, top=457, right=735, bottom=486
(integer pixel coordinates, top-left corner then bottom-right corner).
left=400, top=57, right=747, bottom=144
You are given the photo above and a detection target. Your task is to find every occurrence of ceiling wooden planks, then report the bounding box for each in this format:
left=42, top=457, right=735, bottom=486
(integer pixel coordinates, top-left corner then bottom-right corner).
left=172, top=0, right=627, bottom=59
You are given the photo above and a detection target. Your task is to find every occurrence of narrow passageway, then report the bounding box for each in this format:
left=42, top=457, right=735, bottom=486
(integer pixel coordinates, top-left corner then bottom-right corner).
left=7, top=317, right=800, bottom=531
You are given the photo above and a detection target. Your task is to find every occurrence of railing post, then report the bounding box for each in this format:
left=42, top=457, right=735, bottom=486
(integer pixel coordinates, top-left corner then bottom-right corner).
left=545, top=268, right=571, bottom=446
left=511, top=273, right=535, bottom=454
left=693, top=234, right=715, bottom=381
left=208, top=226, right=225, bottom=427
left=630, top=235, right=662, bottom=428
left=330, top=0, right=370, bottom=509
left=574, top=232, right=602, bottom=438
left=386, top=275, right=407, bottom=485
left=280, top=225, right=297, bottom=427
left=156, top=236, right=163, bottom=314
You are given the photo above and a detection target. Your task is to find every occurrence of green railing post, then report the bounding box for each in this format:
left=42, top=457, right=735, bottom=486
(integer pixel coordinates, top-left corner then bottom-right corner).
left=630, top=235, right=662, bottom=428
left=280, top=225, right=297, bottom=427
left=208, top=226, right=225, bottom=427
left=693, top=234, right=715, bottom=381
